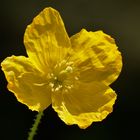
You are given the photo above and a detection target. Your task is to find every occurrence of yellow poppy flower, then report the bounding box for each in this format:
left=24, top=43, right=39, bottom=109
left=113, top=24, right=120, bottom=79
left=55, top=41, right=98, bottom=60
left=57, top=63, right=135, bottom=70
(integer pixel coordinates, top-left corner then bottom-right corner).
left=1, top=7, right=122, bottom=129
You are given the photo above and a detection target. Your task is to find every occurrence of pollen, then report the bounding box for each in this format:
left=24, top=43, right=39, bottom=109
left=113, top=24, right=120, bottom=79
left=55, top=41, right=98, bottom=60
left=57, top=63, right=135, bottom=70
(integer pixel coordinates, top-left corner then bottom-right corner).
left=48, top=60, right=77, bottom=92
left=65, top=66, right=73, bottom=73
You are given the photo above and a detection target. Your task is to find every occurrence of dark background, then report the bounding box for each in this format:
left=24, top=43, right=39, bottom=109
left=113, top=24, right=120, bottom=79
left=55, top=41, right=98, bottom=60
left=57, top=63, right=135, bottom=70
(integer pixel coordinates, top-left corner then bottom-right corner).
left=0, top=0, right=140, bottom=139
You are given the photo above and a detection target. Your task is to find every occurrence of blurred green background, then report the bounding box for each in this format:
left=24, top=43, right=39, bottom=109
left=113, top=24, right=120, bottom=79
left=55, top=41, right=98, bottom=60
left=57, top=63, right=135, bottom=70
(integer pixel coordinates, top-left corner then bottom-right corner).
left=0, top=0, right=140, bottom=139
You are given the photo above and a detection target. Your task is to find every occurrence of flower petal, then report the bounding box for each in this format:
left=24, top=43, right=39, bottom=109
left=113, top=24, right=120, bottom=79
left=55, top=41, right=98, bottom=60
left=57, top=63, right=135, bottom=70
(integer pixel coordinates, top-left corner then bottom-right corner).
left=52, top=82, right=117, bottom=129
left=70, top=29, right=122, bottom=85
left=24, top=7, right=71, bottom=72
left=1, top=55, right=51, bottom=111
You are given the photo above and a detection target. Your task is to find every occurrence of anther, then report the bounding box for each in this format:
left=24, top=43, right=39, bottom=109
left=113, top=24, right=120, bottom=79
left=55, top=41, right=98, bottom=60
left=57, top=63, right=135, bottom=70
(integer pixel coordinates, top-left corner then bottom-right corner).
left=65, top=66, right=73, bottom=73
left=54, top=77, right=57, bottom=80
left=75, top=76, right=79, bottom=80
left=49, top=82, right=54, bottom=88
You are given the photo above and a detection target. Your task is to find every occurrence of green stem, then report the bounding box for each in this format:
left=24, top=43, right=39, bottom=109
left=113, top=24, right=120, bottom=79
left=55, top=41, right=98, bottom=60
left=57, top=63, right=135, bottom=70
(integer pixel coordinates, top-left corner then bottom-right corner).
left=28, top=111, right=44, bottom=140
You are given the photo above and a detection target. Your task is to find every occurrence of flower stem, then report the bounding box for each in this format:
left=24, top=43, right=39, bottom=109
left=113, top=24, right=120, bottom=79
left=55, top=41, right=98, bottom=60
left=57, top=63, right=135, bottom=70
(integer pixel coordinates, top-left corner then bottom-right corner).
left=28, top=111, right=44, bottom=140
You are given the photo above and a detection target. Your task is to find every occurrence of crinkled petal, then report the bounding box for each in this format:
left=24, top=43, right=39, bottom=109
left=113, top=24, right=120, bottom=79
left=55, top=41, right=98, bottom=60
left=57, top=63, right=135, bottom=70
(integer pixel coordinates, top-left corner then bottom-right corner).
left=24, top=7, right=71, bottom=72
left=70, top=29, right=122, bottom=85
left=1, top=55, right=51, bottom=111
left=52, top=81, right=117, bottom=129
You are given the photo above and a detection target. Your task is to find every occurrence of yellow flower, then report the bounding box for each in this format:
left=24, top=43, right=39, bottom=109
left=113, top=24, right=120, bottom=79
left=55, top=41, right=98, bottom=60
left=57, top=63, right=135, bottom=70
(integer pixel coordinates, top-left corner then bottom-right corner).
left=1, top=7, right=122, bottom=129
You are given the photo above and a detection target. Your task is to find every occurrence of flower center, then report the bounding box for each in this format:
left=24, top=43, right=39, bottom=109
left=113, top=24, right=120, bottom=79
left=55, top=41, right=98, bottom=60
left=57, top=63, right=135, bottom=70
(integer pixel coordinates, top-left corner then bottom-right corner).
left=47, top=60, right=78, bottom=92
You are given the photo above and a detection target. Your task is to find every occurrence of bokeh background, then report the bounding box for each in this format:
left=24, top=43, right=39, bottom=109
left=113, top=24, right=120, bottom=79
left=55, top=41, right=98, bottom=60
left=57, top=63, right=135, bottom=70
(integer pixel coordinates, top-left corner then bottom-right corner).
left=0, top=0, right=140, bottom=139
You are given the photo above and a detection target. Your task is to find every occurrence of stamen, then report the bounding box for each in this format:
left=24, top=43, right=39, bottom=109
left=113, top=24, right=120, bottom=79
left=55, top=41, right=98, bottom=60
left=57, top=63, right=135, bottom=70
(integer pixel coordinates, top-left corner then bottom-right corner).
left=66, top=61, right=74, bottom=66
left=67, top=85, right=73, bottom=89
left=51, top=84, right=63, bottom=92
left=48, top=60, right=77, bottom=92
left=75, top=76, right=79, bottom=80
left=54, top=77, right=57, bottom=80
left=49, top=82, right=54, bottom=88
left=65, top=66, right=73, bottom=73
left=55, top=87, right=59, bottom=91
left=51, top=88, right=55, bottom=92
